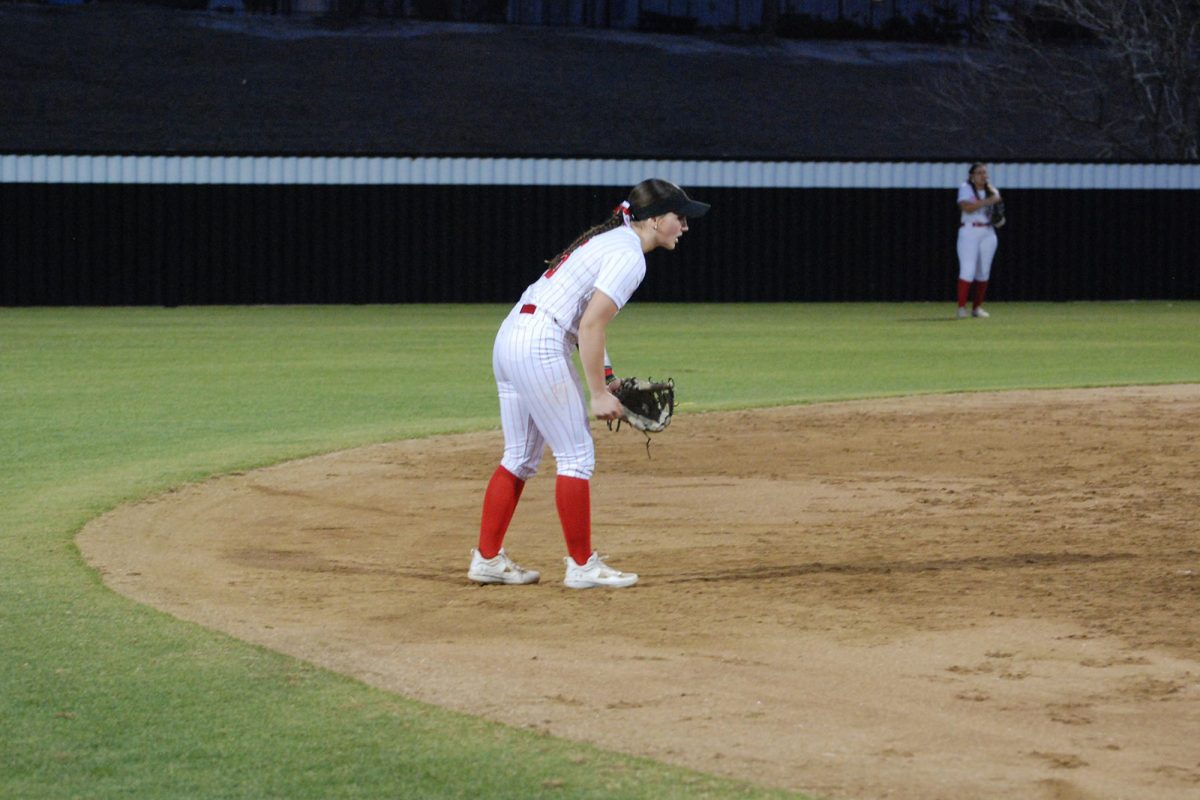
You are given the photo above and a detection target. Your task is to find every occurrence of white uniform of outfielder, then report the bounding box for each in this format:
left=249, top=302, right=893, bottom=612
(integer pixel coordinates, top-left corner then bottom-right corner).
left=955, top=164, right=1001, bottom=318
left=493, top=225, right=646, bottom=482
left=957, top=180, right=999, bottom=284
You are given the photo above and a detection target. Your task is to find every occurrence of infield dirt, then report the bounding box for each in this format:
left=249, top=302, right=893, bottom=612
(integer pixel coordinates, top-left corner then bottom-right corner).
left=80, top=386, right=1200, bottom=800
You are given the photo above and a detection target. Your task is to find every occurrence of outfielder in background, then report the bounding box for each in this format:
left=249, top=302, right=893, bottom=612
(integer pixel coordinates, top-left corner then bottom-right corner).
left=956, top=162, right=1004, bottom=319
left=469, top=179, right=710, bottom=589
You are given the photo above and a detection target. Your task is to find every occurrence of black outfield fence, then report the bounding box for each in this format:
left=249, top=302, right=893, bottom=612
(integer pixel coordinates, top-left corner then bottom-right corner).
left=2, top=157, right=1197, bottom=305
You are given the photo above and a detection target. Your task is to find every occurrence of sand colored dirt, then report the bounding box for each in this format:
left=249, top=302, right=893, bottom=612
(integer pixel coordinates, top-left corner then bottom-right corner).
left=80, top=386, right=1200, bottom=800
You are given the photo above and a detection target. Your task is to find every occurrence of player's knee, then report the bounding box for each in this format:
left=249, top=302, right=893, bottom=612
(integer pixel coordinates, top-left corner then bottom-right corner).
left=553, top=449, right=595, bottom=480
left=501, top=455, right=540, bottom=481
left=555, top=462, right=594, bottom=480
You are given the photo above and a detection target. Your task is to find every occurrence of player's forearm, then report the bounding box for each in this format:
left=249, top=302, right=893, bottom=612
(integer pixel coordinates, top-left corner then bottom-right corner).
left=578, top=325, right=609, bottom=396
left=960, top=199, right=995, bottom=213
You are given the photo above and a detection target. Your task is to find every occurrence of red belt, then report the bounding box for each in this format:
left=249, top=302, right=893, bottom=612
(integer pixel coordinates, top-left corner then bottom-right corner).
left=960, top=222, right=990, bottom=228
left=520, top=303, right=537, bottom=314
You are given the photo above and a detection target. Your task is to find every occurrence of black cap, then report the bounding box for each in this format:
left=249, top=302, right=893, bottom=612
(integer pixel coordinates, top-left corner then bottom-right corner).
left=630, top=188, right=711, bottom=221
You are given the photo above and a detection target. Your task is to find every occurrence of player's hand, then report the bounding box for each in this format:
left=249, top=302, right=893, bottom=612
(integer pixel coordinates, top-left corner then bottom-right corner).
left=606, top=377, right=623, bottom=394
left=591, top=392, right=623, bottom=422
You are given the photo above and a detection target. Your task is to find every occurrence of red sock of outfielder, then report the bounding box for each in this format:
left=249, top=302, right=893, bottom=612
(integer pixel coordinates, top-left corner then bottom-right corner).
left=957, top=279, right=971, bottom=308
left=477, top=466, right=525, bottom=559
left=973, top=280, right=989, bottom=309
left=555, top=475, right=592, bottom=566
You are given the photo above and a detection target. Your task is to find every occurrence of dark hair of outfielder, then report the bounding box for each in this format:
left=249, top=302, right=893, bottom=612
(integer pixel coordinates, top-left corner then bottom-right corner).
left=968, top=162, right=997, bottom=200
left=544, top=179, right=683, bottom=266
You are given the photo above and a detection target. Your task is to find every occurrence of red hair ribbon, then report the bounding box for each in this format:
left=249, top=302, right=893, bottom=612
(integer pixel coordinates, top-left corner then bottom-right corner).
left=613, top=200, right=632, bottom=224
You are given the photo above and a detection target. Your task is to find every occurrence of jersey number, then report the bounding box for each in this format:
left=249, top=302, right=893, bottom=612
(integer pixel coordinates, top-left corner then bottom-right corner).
left=543, top=238, right=590, bottom=279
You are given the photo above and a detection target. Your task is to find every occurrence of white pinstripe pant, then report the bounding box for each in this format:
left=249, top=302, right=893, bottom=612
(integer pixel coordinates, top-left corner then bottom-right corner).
left=957, top=225, right=998, bottom=282
left=492, top=306, right=595, bottom=481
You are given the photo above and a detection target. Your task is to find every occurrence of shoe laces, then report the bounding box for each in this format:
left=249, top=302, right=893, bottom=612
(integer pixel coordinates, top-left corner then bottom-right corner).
left=591, top=554, right=622, bottom=574
left=478, top=549, right=517, bottom=571
left=497, top=551, right=526, bottom=572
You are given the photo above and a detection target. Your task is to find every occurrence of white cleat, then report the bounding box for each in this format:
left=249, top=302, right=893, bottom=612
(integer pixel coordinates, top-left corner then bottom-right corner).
left=972, top=307, right=990, bottom=318
left=468, top=548, right=540, bottom=585
left=563, top=552, right=638, bottom=589
left=956, top=306, right=969, bottom=319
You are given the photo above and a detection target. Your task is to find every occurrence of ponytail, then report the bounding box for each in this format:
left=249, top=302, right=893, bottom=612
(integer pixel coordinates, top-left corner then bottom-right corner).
left=544, top=208, right=626, bottom=267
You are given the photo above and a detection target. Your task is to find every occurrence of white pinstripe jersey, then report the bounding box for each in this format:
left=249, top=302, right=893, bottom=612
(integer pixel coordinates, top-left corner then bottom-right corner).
left=517, top=225, right=646, bottom=336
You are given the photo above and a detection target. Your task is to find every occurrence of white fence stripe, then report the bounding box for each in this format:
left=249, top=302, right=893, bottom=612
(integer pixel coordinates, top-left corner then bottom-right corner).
left=1, top=155, right=1197, bottom=189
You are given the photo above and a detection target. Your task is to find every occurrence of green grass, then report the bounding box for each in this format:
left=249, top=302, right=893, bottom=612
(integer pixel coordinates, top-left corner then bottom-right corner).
left=1, top=302, right=1197, bottom=800
left=608, top=301, right=1199, bottom=407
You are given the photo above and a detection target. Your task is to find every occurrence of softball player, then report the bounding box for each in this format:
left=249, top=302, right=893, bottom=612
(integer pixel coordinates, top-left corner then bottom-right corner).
left=468, top=179, right=710, bottom=589
left=956, top=162, right=1003, bottom=318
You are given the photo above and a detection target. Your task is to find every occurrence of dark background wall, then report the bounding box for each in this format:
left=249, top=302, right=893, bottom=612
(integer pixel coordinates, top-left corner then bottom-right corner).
left=0, top=4, right=1086, bottom=163
left=2, top=183, right=1194, bottom=306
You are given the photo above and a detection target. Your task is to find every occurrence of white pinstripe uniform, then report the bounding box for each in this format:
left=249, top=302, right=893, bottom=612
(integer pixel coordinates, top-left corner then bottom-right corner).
left=957, top=180, right=999, bottom=282
left=492, top=224, right=646, bottom=481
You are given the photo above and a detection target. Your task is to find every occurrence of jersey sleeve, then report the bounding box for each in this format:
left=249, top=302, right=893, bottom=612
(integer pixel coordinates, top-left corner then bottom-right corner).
left=593, top=250, right=646, bottom=310
left=957, top=183, right=975, bottom=205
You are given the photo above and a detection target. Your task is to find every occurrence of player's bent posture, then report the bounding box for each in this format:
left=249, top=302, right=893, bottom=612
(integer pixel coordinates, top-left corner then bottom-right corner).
left=468, top=179, right=710, bottom=589
left=956, top=162, right=1003, bottom=319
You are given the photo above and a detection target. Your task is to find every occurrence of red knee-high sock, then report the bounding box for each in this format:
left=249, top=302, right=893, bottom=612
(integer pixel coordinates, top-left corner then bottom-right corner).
left=477, top=466, right=525, bottom=558
left=555, top=475, right=592, bottom=565
left=957, top=279, right=971, bottom=308
left=972, top=280, right=989, bottom=309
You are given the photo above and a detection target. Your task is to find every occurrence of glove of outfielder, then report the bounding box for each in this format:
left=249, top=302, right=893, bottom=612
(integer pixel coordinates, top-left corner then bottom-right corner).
left=991, top=200, right=1006, bottom=229
left=610, top=377, right=675, bottom=434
